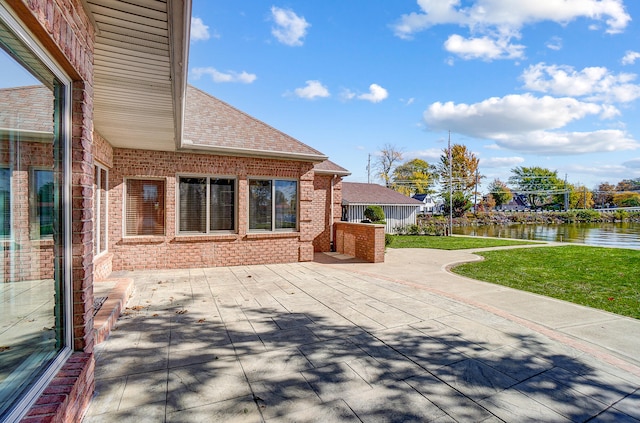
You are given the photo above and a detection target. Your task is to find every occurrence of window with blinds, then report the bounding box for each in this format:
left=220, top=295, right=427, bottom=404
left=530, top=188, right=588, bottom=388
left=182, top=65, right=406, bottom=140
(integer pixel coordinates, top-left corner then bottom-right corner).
left=178, top=176, right=235, bottom=233
left=125, top=179, right=165, bottom=236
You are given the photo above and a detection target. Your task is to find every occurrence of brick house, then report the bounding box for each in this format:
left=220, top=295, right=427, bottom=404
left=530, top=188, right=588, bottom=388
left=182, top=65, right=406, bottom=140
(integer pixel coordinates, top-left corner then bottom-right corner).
left=0, top=1, right=349, bottom=421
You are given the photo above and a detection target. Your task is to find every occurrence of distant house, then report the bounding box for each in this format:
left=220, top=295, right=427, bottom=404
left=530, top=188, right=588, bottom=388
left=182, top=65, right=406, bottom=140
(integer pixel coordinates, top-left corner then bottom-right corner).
left=411, top=193, right=437, bottom=214
left=342, top=182, right=423, bottom=233
left=496, top=194, right=530, bottom=211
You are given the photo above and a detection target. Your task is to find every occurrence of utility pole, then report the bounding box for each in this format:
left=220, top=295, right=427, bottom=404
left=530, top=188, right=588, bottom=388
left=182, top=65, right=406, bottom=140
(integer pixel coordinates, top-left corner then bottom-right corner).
left=473, top=168, right=479, bottom=214
left=564, top=174, right=569, bottom=211
left=448, top=131, right=453, bottom=237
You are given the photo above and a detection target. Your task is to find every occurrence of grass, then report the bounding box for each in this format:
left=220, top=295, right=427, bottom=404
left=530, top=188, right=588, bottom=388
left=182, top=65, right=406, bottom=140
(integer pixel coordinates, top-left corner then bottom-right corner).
left=452, top=245, right=640, bottom=319
left=389, top=235, right=540, bottom=250
left=388, top=235, right=640, bottom=319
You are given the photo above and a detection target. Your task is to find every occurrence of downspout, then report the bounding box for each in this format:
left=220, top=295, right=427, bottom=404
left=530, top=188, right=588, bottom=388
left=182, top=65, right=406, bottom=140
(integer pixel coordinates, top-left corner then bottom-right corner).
left=330, top=175, right=336, bottom=251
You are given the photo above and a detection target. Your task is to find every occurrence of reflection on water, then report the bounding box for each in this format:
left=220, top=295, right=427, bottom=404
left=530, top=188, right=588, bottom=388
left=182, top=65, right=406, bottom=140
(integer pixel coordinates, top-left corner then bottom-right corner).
left=453, top=222, right=640, bottom=249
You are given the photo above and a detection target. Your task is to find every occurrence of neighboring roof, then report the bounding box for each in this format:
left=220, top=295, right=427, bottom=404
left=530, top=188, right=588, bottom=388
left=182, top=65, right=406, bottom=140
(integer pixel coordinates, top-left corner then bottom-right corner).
left=342, top=182, right=423, bottom=206
left=314, top=160, right=351, bottom=176
left=182, top=85, right=328, bottom=162
left=87, top=0, right=191, bottom=152
left=412, top=193, right=434, bottom=202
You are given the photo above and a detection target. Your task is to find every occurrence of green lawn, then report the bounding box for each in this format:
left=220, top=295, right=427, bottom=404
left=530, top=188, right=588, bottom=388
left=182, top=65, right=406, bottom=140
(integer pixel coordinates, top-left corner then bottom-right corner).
left=388, top=235, right=640, bottom=319
left=452, top=245, right=640, bottom=319
left=389, top=235, right=540, bottom=250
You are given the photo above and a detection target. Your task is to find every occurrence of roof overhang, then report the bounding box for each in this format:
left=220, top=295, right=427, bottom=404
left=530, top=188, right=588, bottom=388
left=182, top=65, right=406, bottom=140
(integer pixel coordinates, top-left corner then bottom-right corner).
left=181, top=139, right=329, bottom=162
left=86, top=0, right=191, bottom=151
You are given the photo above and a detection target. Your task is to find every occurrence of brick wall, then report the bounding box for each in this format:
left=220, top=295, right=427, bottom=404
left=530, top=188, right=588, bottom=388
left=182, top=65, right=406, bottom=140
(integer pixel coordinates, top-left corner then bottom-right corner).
left=6, top=0, right=96, bottom=421
left=311, top=175, right=343, bottom=252
left=334, top=222, right=385, bottom=263
left=108, top=148, right=318, bottom=269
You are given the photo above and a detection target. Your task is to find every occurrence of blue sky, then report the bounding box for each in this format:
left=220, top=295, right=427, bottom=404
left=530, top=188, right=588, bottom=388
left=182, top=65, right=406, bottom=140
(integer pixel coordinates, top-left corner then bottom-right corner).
left=188, top=0, right=640, bottom=191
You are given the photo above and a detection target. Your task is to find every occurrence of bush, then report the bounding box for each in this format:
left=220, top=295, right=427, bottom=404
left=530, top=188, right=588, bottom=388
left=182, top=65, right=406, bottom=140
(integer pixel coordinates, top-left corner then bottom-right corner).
left=364, top=205, right=386, bottom=223
left=575, top=209, right=601, bottom=222
left=385, top=233, right=394, bottom=247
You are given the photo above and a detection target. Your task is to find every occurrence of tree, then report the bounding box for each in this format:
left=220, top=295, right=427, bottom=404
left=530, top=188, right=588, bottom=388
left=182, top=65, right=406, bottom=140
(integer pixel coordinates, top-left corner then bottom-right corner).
left=375, top=144, right=403, bottom=186
left=566, top=184, right=594, bottom=209
left=486, top=179, right=512, bottom=207
left=391, top=158, right=437, bottom=196
left=616, top=178, right=640, bottom=192
left=594, top=182, right=616, bottom=207
left=437, top=144, right=480, bottom=196
left=613, top=192, right=640, bottom=207
left=442, top=191, right=472, bottom=218
left=509, top=166, right=565, bottom=209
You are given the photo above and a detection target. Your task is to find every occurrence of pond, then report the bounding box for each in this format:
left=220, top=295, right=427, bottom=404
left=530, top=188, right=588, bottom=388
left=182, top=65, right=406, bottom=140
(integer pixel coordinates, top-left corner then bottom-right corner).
left=453, top=222, right=640, bottom=249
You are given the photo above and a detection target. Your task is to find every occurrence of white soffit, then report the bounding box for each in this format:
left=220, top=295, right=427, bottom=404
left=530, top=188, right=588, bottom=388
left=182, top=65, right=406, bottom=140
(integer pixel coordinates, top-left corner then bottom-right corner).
left=87, top=0, right=190, bottom=151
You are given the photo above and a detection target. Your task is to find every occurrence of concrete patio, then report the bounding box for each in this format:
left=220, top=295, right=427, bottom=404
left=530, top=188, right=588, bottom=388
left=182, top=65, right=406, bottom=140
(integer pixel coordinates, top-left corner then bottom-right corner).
left=83, top=247, right=640, bottom=422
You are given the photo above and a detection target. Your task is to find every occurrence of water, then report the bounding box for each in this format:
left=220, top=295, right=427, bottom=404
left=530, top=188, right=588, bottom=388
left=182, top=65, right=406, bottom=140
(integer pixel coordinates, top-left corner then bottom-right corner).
left=453, top=222, right=640, bottom=249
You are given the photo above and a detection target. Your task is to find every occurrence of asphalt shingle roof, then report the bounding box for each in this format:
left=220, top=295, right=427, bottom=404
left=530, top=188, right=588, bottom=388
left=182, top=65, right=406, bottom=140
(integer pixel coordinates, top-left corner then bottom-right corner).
left=183, top=85, right=327, bottom=161
left=314, top=160, right=351, bottom=176
left=342, top=182, right=423, bottom=205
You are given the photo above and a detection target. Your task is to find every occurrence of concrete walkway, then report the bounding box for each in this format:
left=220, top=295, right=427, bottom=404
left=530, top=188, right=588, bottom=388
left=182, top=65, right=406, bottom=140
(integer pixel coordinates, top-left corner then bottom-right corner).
left=83, top=247, right=640, bottom=422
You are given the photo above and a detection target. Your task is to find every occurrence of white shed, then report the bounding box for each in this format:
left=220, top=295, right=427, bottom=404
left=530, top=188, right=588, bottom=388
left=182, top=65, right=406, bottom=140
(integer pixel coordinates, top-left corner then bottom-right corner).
left=341, top=182, right=423, bottom=234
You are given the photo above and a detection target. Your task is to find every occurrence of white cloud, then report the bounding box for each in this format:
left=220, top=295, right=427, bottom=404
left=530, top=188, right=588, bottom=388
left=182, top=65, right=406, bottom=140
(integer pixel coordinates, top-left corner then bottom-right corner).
left=522, top=63, right=640, bottom=103
left=191, top=67, right=257, bottom=84
left=546, top=36, right=563, bottom=51
left=410, top=148, right=442, bottom=161
left=358, top=84, right=389, bottom=103
left=444, top=34, right=525, bottom=60
left=425, top=94, right=603, bottom=135
left=392, top=0, right=630, bottom=61
left=481, top=156, right=525, bottom=168
left=340, top=88, right=356, bottom=101
left=271, top=7, right=310, bottom=46
left=423, top=93, right=639, bottom=155
left=293, top=80, right=330, bottom=99
left=622, top=50, right=640, bottom=65
left=623, top=158, right=640, bottom=169
left=393, top=0, right=630, bottom=38
left=191, top=17, right=210, bottom=41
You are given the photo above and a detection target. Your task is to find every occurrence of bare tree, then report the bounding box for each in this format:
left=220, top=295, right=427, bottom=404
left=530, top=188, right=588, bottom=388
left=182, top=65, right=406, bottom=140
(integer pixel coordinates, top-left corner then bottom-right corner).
left=375, top=144, right=403, bottom=186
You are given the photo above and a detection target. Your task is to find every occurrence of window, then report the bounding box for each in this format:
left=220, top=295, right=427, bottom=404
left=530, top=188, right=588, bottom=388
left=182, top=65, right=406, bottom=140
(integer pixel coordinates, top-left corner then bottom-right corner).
left=249, top=179, right=298, bottom=231
left=31, top=169, right=54, bottom=238
left=125, top=179, right=165, bottom=236
left=0, top=5, right=71, bottom=421
left=94, top=165, right=108, bottom=254
left=178, top=176, right=235, bottom=233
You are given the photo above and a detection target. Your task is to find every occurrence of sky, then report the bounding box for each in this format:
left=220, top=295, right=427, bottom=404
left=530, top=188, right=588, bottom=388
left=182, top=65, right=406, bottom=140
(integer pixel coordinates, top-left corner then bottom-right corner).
left=188, top=0, right=640, bottom=191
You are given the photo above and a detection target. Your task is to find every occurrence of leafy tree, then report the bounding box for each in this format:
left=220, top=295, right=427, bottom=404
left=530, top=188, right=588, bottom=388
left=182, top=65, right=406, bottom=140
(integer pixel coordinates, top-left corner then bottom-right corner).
left=391, top=158, right=437, bottom=196
left=486, top=179, right=512, bottom=207
left=566, top=184, right=594, bottom=209
left=509, top=166, right=565, bottom=208
left=375, top=144, right=403, bottom=187
left=616, top=178, right=640, bottom=192
left=442, top=191, right=472, bottom=218
left=613, top=192, right=640, bottom=207
left=594, top=182, right=616, bottom=207
left=438, top=144, right=480, bottom=196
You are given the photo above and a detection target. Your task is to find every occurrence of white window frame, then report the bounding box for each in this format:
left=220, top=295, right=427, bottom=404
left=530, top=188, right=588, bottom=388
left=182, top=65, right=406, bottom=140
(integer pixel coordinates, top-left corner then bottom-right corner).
left=0, top=4, right=73, bottom=422
left=94, top=163, right=108, bottom=256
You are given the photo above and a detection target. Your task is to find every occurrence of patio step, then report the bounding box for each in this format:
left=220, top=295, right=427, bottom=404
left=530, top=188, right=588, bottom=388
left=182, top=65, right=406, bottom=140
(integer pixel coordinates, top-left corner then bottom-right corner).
left=93, top=277, right=134, bottom=344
